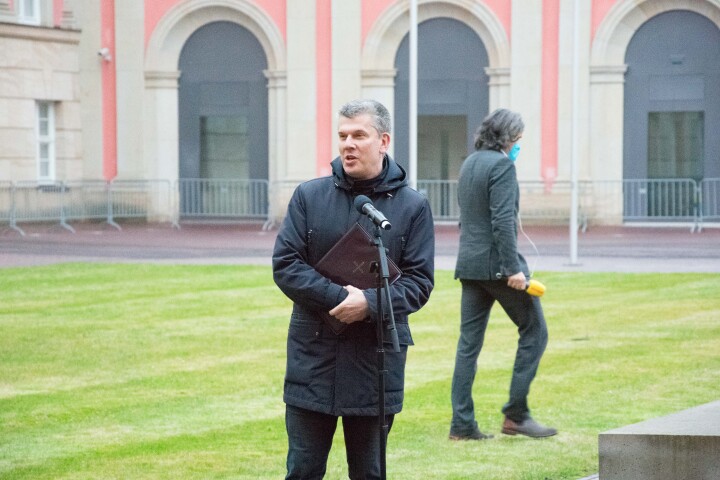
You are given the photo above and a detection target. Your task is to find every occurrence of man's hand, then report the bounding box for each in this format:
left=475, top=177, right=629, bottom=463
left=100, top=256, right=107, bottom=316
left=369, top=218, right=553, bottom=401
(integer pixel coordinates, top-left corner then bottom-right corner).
left=507, top=272, right=527, bottom=291
left=328, top=285, right=369, bottom=324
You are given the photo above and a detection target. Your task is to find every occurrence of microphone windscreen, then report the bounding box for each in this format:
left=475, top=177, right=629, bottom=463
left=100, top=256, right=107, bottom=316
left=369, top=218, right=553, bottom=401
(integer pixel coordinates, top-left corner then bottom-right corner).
left=526, top=279, right=546, bottom=297
left=354, top=195, right=372, bottom=214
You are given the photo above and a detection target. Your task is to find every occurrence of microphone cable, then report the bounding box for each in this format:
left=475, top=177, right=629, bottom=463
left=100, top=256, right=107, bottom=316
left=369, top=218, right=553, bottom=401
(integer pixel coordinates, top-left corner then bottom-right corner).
left=517, top=211, right=540, bottom=277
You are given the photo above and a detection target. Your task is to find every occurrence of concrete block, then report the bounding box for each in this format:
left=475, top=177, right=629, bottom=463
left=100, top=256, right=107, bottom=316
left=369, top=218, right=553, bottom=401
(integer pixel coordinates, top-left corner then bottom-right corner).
left=599, top=400, right=720, bottom=480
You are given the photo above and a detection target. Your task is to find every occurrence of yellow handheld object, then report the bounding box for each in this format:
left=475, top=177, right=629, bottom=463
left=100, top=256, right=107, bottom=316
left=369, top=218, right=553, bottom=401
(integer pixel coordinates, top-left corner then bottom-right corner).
left=526, top=279, right=546, bottom=297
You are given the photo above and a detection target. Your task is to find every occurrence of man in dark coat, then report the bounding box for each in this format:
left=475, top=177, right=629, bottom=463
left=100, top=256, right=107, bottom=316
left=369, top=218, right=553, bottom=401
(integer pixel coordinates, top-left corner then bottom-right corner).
left=449, top=108, right=557, bottom=441
left=272, top=99, right=434, bottom=479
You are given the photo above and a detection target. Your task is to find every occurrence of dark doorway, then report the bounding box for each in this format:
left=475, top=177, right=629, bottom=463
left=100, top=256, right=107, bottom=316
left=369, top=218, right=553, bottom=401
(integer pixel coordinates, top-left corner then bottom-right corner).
left=394, top=18, right=489, bottom=178
left=623, top=10, right=720, bottom=220
left=178, top=21, right=268, bottom=218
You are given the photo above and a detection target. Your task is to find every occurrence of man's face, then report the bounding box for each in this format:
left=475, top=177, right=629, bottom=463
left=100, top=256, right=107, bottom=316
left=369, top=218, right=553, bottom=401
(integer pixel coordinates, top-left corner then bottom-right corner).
left=337, top=113, right=390, bottom=180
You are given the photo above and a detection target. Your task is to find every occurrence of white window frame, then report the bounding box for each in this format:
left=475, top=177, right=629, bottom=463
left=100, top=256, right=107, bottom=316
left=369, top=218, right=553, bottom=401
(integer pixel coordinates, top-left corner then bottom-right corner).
left=18, top=0, right=41, bottom=25
left=36, top=101, right=56, bottom=183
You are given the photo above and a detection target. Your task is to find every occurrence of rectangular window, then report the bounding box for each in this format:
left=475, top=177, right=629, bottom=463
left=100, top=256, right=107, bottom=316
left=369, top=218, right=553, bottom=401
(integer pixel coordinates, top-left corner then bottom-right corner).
left=18, top=0, right=41, bottom=25
left=200, top=115, right=249, bottom=178
left=646, top=111, right=704, bottom=217
left=647, top=111, right=704, bottom=180
left=36, top=101, right=56, bottom=183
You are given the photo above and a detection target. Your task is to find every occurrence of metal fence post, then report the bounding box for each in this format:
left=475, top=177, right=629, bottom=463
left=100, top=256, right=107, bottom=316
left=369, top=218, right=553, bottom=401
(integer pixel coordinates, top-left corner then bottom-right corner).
left=106, top=180, right=121, bottom=230
left=7, top=182, right=25, bottom=236
left=58, top=182, right=76, bottom=233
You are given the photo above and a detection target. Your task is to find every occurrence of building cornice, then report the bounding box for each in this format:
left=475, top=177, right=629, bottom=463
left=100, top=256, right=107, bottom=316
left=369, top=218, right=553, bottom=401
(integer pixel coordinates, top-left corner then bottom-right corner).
left=0, top=22, right=80, bottom=44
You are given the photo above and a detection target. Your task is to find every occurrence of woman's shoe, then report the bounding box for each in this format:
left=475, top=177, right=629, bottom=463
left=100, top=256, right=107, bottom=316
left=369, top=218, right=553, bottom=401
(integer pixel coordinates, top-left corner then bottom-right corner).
left=448, top=427, right=494, bottom=441
left=501, top=416, right=557, bottom=438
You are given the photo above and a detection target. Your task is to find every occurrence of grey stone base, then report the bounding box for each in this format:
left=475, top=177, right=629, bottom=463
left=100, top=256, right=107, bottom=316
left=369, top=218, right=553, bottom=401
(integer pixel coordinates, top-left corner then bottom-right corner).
left=599, top=400, right=720, bottom=479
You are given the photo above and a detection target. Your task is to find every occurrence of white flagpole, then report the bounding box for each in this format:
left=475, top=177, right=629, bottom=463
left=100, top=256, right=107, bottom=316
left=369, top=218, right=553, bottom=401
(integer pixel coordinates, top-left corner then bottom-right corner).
left=409, top=0, right=418, bottom=190
left=569, top=0, right=580, bottom=264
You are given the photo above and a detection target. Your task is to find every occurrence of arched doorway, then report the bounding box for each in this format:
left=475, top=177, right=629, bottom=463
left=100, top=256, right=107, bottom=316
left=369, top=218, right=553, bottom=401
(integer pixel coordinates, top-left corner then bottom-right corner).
left=394, top=17, right=489, bottom=177
left=623, top=10, right=720, bottom=219
left=624, top=11, right=720, bottom=181
left=393, top=17, right=489, bottom=217
left=178, top=21, right=268, bottom=217
left=143, top=0, right=286, bottom=222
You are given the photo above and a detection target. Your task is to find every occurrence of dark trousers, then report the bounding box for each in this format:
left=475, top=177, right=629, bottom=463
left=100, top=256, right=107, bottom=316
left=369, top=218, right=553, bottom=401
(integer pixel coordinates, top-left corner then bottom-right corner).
left=285, top=404, right=394, bottom=480
left=450, top=279, right=548, bottom=432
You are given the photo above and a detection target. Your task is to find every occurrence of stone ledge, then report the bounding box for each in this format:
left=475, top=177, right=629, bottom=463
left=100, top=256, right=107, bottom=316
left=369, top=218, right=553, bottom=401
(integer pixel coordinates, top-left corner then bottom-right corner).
left=599, top=400, right=720, bottom=480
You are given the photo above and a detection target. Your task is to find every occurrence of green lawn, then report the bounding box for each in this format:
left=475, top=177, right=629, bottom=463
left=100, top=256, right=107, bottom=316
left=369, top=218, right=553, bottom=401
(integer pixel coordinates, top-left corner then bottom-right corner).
left=1, top=264, right=719, bottom=479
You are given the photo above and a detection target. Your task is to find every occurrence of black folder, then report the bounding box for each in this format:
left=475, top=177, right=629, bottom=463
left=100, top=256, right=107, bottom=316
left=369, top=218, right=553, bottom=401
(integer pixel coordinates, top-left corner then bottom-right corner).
left=315, top=223, right=401, bottom=334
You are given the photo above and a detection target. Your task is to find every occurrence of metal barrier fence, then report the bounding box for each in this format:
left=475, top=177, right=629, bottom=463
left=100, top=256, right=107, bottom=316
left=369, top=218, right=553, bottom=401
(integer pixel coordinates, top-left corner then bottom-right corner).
left=700, top=178, right=720, bottom=227
left=417, top=180, right=459, bottom=221
left=2, top=180, right=174, bottom=235
left=12, top=181, right=77, bottom=233
left=0, top=181, right=20, bottom=234
left=1, top=177, right=717, bottom=234
left=519, top=181, right=588, bottom=230
left=109, top=180, right=175, bottom=225
left=264, top=180, right=305, bottom=230
left=177, top=179, right=268, bottom=221
left=418, top=179, right=588, bottom=228
left=622, top=178, right=698, bottom=224
left=418, top=178, right=708, bottom=231
left=589, top=178, right=701, bottom=231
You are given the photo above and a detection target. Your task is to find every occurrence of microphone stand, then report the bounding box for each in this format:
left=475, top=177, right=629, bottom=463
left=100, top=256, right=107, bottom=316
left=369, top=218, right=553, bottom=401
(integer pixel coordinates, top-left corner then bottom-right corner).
left=371, top=224, right=400, bottom=480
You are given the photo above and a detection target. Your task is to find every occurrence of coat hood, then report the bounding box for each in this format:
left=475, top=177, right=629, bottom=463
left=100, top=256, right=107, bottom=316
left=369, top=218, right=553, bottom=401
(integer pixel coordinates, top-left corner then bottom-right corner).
left=330, top=154, right=409, bottom=194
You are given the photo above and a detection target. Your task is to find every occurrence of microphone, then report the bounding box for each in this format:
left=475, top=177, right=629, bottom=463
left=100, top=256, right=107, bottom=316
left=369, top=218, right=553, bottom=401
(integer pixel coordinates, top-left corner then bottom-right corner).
left=354, top=195, right=391, bottom=230
left=526, top=279, right=546, bottom=297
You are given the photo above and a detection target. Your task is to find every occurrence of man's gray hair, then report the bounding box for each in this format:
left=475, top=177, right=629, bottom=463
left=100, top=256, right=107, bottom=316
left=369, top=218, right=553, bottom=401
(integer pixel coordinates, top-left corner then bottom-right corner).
left=339, top=99, right=392, bottom=134
left=474, top=108, right=524, bottom=151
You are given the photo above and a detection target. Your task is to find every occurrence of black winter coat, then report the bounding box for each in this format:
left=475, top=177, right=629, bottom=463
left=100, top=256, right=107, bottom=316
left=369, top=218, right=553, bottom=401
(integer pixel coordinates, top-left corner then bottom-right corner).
left=272, top=156, right=435, bottom=416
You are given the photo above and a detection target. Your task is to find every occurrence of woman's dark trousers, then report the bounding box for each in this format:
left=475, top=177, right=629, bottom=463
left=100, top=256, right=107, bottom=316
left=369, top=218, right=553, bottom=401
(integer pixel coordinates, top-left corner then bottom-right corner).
left=450, top=279, right=548, bottom=433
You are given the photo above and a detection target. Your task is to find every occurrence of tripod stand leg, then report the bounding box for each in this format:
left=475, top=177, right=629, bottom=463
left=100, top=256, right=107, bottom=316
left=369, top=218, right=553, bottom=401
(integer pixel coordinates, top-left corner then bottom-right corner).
left=376, top=285, right=387, bottom=479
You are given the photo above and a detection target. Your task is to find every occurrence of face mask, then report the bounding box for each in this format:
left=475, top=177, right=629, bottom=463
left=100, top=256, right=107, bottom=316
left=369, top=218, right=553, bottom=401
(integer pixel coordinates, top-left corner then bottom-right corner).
left=508, top=143, right=521, bottom=162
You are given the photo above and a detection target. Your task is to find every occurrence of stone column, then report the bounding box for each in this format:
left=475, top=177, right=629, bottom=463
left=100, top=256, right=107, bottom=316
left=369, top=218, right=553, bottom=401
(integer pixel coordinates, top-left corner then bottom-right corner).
left=589, top=64, right=627, bottom=182
left=485, top=67, right=510, bottom=111
left=360, top=68, right=397, bottom=156
left=510, top=0, right=543, bottom=181
left=114, top=0, right=145, bottom=179
left=264, top=69, right=288, bottom=226
left=589, top=64, right=627, bottom=223
left=265, top=70, right=288, bottom=183
left=331, top=0, right=361, bottom=119
left=557, top=0, right=592, bottom=181
left=144, top=71, right=181, bottom=222
left=285, top=0, right=317, bottom=181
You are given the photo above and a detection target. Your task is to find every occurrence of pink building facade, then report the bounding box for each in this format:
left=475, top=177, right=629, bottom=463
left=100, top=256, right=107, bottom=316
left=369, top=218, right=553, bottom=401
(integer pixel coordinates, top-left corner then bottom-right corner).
left=1, top=0, right=719, bottom=224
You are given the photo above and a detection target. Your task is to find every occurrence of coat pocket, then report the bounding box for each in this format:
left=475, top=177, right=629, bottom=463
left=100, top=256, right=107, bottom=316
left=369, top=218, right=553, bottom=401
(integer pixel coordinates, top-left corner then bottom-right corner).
left=285, top=313, right=334, bottom=400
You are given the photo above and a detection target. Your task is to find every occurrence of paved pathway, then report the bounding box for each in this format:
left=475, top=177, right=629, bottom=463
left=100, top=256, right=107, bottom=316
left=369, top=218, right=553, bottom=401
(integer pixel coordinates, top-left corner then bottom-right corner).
left=2, top=222, right=719, bottom=272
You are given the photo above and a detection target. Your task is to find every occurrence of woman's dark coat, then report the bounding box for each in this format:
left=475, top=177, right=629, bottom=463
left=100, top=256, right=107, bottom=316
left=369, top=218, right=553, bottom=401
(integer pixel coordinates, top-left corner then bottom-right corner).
left=272, top=155, right=435, bottom=416
left=454, top=148, right=530, bottom=281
